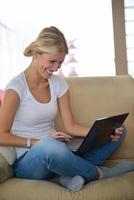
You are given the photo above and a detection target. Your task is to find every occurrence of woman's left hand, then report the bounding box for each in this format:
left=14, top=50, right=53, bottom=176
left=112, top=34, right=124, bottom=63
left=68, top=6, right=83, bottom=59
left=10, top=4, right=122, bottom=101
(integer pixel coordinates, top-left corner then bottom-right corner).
left=111, top=127, right=123, bottom=142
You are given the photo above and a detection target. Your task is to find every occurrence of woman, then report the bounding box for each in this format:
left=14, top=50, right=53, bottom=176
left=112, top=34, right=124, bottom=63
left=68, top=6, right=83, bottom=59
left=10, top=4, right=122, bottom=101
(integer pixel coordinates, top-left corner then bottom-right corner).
left=0, top=26, right=133, bottom=192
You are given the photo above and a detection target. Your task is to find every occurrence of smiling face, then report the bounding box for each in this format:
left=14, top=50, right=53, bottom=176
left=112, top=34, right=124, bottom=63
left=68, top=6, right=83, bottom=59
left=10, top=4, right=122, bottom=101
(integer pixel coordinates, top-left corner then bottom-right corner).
left=34, top=52, right=66, bottom=79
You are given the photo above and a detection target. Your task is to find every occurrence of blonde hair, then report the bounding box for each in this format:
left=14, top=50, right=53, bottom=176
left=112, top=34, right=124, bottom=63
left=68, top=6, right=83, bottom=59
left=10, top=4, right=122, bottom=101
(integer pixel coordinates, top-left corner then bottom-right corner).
left=24, top=26, right=68, bottom=57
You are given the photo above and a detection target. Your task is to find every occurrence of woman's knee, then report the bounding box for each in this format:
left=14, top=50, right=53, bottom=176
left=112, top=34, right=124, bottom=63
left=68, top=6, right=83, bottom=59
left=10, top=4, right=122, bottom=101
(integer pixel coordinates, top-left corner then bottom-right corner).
left=116, top=125, right=127, bottom=144
left=32, top=136, right=69, bottom=159
left=121, top=125, right=127, bottom=138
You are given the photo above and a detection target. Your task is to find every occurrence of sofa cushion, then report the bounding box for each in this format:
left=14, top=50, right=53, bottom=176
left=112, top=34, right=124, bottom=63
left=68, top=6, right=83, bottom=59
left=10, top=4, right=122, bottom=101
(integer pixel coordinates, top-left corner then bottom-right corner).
left=0, top=154, right=14, bottom=183
left=0, top=146, right=16, bottom=165
left=0, top=172, right=134, bottom=200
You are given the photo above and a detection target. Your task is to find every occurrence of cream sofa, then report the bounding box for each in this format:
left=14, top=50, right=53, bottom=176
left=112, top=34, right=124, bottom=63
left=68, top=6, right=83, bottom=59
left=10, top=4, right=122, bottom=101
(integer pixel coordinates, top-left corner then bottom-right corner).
left=0, top=75, right=134, bottom=200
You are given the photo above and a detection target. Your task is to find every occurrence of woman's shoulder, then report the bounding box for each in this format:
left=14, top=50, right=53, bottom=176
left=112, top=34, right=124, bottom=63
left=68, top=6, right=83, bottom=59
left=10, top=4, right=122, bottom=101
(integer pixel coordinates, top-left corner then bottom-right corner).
left=50, top=75, right=69, bottom=97
left=50, top=74, right=67, bottom=84
left=5, top=72, right=26, bottom=99
left=6, top=72, right=25, bottom=88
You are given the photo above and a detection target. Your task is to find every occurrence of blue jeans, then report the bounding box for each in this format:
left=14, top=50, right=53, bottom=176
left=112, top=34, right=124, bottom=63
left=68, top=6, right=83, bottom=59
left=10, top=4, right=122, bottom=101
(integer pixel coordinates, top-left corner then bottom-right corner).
left=13, top=126, right=127, bottom=182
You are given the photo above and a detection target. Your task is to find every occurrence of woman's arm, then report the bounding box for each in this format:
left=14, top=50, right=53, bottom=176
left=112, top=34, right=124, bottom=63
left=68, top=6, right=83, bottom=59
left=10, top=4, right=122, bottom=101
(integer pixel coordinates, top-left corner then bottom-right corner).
left=0, top=89, right=38, bottom=147
left=58, top=90, right=124, bottom=140
left=58, top=90, right=89, bottom=137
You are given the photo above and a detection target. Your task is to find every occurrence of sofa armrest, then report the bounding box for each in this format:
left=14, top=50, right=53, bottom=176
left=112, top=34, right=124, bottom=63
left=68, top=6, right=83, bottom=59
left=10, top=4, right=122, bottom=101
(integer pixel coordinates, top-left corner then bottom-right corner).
left=0, top=154, right=14, bottom=184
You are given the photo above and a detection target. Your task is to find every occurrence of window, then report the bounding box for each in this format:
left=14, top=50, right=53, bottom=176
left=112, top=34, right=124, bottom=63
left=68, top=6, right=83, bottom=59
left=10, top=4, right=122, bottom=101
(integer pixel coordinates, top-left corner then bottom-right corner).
left=124, top=0, right=134, bottom=74
left=0, top=0, right=115, bottom=89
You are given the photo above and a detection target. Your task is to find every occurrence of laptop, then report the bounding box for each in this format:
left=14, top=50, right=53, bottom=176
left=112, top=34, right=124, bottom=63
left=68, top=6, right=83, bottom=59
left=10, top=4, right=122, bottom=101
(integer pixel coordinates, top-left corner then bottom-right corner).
left=67, top=112, right=129, bottom=156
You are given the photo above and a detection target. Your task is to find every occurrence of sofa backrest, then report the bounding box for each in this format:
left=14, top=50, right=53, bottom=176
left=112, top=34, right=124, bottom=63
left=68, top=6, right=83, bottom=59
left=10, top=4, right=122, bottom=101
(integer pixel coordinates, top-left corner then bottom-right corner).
left=55, top=75, right=134, bottom=160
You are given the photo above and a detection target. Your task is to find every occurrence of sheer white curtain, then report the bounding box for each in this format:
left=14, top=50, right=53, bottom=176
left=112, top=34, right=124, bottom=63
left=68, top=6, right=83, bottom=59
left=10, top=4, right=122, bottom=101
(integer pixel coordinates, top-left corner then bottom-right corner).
left=0, top=23, right=27, bottom=89
left=0, top=0, right=115, bottom=89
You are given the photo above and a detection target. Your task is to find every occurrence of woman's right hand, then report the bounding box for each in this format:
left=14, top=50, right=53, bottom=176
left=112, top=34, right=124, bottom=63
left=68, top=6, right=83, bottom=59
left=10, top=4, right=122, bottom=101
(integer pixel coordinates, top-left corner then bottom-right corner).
left=48, top=131, right=72, bottom=143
